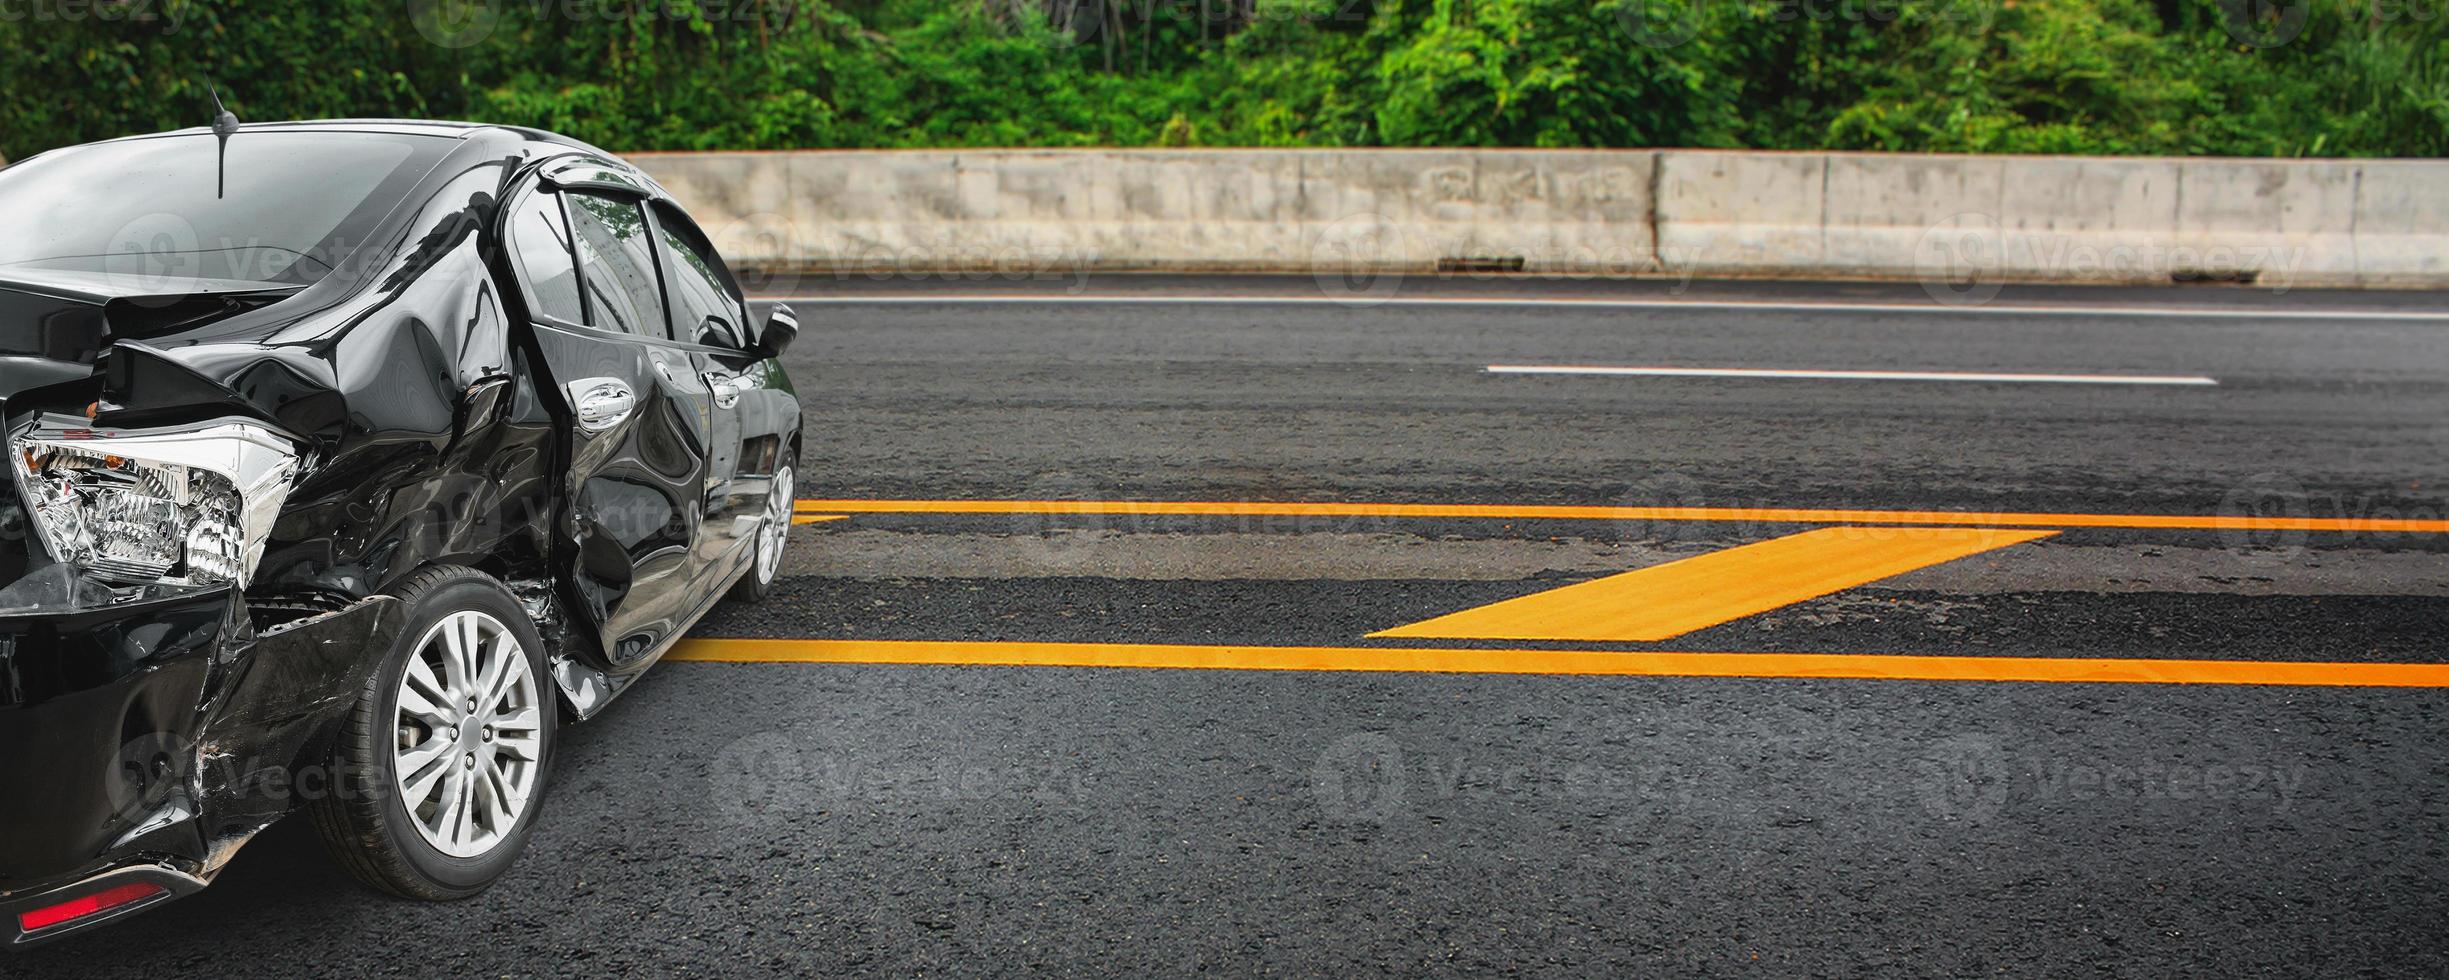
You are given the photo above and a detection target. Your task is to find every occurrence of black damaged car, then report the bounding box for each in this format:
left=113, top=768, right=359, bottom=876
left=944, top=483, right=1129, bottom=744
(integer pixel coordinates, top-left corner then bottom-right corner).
left=0, top=119, right=803, bottom=945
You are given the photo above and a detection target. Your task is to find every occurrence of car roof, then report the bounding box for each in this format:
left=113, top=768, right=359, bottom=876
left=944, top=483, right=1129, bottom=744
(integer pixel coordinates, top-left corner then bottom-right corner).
left=60, top=118, right=650, bottom=196
left=93, top=118, right=621, bottom=158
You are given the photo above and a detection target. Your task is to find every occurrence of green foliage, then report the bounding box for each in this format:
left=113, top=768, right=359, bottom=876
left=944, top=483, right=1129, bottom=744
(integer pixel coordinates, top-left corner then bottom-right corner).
left=2, top=0, right=2444, bottom=159
left=0, top=0, right=452, bottom=157
left=1370, top=0, right=1740, bottom=147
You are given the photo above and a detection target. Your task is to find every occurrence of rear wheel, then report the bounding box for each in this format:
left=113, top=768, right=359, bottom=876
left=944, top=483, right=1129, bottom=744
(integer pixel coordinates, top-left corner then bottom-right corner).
left=728, top=462, right=794, bottom=603
left=308, top=565, right=556, bottom=900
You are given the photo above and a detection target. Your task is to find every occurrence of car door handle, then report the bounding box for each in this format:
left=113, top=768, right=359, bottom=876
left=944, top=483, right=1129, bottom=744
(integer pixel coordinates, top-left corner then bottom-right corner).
left=567, top=377, right=637, bottom=431
left=703, top=371, right=742, bottom=409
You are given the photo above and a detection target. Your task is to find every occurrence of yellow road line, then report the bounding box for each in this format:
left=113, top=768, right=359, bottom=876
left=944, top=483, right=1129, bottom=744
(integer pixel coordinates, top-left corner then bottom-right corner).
left=1372, top=527, right=2055, bottom=642
left=668, top=639, right=2449, bottom=688
left=791, top=514, right=849, bottom=525
left=793, top=498, right=2449, bottom=534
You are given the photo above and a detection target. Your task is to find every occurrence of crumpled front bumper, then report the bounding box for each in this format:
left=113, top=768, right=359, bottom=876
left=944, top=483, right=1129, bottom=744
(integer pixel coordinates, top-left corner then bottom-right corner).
left=0, top=572, right=400, bottom=946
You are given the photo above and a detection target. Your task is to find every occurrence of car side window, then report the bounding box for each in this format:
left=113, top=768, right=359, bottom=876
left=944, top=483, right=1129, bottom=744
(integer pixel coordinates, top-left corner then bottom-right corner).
left=507, top=190, right=585, bottom=324
left=563, top=191, right=669, bottom=340
left=650, top=203, right=748, bottom=350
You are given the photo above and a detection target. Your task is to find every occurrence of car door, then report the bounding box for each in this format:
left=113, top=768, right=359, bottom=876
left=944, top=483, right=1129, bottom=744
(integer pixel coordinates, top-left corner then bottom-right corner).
left=501, top=177, right=716, bottom=669
left=644, top=201, right=754, bottom=587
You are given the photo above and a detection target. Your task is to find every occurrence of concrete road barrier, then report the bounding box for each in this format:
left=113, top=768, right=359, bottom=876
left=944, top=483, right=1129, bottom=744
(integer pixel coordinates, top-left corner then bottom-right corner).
left=631, top=148, right=2449, bottom=289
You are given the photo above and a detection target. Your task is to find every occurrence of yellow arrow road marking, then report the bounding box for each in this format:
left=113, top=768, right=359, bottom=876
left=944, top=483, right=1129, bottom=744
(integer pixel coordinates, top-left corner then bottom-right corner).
left=793, top=498, right=2449, bottom=534
left=1370, top=526, right=2056, bottom=642
left=668, top=639, right=2449, bottom=688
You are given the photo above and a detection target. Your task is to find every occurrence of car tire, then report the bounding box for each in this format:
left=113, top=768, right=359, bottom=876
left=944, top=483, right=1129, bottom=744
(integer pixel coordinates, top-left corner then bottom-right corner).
left=307, top=565, right=558, bottom=901
left=727, top=461, right=795, bottom=604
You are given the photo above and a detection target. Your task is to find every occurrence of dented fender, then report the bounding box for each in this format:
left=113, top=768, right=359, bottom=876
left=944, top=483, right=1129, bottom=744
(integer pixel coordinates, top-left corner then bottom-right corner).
left=0, top=584, right=403, bottom=911
left=193, top=594, right=405, bottom=856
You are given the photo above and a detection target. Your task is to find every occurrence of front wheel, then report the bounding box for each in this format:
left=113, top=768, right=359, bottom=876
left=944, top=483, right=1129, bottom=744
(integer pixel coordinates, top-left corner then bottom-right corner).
left=728, top=462, right=794, bottom=603
left=307, top=565, right=557, bottom=900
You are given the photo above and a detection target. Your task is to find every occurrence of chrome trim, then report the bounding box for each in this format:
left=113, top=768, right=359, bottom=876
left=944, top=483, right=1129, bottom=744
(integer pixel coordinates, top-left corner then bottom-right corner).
left=565, top=377, right=636, bottom=431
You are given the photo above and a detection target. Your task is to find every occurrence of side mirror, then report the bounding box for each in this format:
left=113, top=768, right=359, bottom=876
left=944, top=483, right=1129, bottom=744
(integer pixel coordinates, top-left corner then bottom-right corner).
left=748, top=304, right=797, bottom=360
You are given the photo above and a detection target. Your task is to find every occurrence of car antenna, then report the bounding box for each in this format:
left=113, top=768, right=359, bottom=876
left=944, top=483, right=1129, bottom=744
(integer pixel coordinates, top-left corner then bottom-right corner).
left=208, top=82, right=240, bottom=199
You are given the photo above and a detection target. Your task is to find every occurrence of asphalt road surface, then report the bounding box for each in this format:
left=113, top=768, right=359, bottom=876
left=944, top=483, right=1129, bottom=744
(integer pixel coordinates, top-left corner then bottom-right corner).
left=18, top=276, right=2449, bottom=976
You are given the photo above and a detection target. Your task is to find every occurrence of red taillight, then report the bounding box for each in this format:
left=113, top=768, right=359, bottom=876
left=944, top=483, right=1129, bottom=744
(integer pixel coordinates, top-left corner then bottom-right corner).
left=16, top=882, right=166, bottom=933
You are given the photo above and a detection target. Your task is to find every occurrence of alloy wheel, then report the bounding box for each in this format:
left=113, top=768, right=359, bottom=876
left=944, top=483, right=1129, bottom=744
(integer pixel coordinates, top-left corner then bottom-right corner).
left=391, top=610, right=544, bottom=858
left=756, top=464, right=795, bottom=584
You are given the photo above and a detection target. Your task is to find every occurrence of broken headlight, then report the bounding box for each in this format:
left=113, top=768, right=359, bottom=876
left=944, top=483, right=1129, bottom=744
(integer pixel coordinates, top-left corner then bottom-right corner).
left=11, top=416, right=299, bottom=586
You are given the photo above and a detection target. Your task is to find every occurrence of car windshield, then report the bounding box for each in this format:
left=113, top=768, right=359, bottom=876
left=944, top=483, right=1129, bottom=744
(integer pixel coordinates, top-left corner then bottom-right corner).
left=0, top=130, right=454, bottom=288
